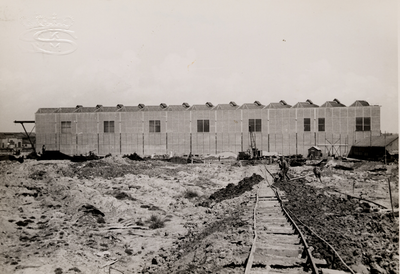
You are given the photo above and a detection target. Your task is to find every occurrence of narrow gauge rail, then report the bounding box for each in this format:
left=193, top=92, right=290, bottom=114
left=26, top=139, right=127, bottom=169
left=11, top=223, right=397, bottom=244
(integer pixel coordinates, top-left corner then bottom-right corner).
left=244, top=166, right=329, bottom=274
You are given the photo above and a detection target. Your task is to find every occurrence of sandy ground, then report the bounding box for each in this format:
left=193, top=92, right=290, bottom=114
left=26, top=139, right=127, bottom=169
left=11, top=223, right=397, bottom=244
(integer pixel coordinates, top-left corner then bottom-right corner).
left=0, top=156, right=398, bottom=274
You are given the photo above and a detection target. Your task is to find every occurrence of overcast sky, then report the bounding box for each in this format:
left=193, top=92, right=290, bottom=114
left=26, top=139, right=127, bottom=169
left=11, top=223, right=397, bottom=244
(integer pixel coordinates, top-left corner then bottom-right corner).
left=0, top=0, right=398, bottom=133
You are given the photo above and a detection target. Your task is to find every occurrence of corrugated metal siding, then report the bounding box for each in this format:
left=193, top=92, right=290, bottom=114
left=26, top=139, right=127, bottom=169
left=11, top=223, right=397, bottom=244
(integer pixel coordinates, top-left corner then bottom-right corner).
left=35, top=105, right=381, bottom=157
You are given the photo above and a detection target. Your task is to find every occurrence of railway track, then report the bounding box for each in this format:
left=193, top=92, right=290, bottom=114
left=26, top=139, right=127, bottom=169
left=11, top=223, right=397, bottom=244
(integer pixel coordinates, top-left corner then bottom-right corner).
left=244, top=166, right=335, bottom=274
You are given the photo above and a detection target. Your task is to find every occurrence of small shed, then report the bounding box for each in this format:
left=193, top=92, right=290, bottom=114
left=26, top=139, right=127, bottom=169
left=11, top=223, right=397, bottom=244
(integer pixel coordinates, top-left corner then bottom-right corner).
left=307, top=146, right=322, bottom=159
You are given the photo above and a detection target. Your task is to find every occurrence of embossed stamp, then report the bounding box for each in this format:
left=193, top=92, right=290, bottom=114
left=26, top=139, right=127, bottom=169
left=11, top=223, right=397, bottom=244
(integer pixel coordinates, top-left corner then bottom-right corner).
left=19, top=14, right=77, bottom=55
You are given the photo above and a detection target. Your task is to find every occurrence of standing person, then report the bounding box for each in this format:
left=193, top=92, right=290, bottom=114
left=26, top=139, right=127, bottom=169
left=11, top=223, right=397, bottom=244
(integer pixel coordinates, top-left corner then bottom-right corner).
left=278, top=156, right=289, bottom=181
left=187, top=152, right=193, bottom=164
left=313, top=166, right=323, bottom=183
left=42, top=144, right=46, bottom=154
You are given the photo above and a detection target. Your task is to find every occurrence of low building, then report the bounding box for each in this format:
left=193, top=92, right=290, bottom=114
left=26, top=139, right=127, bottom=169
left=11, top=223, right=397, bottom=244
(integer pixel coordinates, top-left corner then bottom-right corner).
left=0, top=132, right=36, bottom=152
left=347, top=134, right=398, bottom=162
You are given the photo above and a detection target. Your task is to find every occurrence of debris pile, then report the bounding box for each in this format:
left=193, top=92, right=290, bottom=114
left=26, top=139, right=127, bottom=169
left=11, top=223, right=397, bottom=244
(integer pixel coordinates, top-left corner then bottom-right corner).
left=274, top=170, right=399, bottom=273
left=123, top=152, right=144, bottom=161
left=209, top=173, right=263, bottom=203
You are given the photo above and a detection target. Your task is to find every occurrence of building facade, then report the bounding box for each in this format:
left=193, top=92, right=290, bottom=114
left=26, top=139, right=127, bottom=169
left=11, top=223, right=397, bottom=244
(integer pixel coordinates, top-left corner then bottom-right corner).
left=35, top=99, right=380, bottom=157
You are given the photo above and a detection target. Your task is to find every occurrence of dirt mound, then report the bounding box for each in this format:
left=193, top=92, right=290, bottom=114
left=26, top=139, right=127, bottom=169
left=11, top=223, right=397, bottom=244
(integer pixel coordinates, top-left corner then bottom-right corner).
left=77, top=204, right=105, bottom=224
left=274, top=179, right=399, bottom=273
left=70, top=157, right=196, bottom=180
left=107, top=189, right=136, bottom=201
left=38, top=151, right=72, bottom=161
left=123, top=153, right=144, bottom=161
left=0, top=155, right=24, bottom=163
left=69, top=158, right=195, bottom=180
left=169, top=156, right=188, bottom=164
left=207, top=173, right=263, bottom=203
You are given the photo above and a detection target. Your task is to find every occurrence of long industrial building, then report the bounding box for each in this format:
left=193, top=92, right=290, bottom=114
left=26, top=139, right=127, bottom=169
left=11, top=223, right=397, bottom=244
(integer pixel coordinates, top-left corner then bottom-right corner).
left=35, top=99, right=380, bottom=157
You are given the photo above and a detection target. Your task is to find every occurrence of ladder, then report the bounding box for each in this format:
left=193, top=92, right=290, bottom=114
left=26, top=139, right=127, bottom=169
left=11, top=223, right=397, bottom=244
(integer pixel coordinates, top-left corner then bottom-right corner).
left=249, top=126, right=258, bottom=159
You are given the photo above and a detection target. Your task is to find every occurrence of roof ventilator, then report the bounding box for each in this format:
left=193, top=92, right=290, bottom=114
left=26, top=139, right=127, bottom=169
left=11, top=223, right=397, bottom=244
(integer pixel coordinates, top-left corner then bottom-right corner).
left=75, top=105, right=83, bottom=112
left=254, top=101, right=262, bottom=106
left=138, top=104, right=145, bottom=109
left=206, top=102, right=213, bottom=108
left=182, top=102, right=190, bottom=108
left=280, top=100, right=287, bottom=105
left=306, top=99, right=314, bottom=105
left=96, top=105, right=103, bottom=109
left=333, top=98, right=341, bottom=105
left=117, top=104, right=124, bottom=109
left=160, top=103, right=167, bottom=109
left=229, top=101, right=237, bottom=107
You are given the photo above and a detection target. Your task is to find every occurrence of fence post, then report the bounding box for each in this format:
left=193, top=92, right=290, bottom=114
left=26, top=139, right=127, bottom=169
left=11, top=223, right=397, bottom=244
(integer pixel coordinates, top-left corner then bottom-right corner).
left=314, top=132, right=316, bottom=146
left=388, top=178, right=395, bottom=220
left=215, top=133, right=217, bottom=154
left=190, top=133, right=192, bottom=154
left=241, top=133, right=243, bottom=152
left=384, top=133, right=387, bottom=165
left=166, top=133, right=168, bottom=154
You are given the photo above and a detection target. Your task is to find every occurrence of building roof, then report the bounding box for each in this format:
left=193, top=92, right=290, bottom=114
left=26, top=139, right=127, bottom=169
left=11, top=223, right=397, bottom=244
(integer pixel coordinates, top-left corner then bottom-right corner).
left=214, top=104, right=236, bottom=110
left=353, top=134, right=398, bottom=147
left=238, top=101, right=264, bottom=109
left=320, top=99, right=346, bottom=107
left=37, top=108, right=58, bottom=113
left=188, top=105, right=213, bottom=110
left=120, top=106, right=141, bottom=112
left=95, top=106, right=117, bottom=112
left=36, top=99, right=375, bottom=113
left=292, top=99, right=319, bottom=108
left=141, top=105, right=165, bottom=111
left=55, top=107, right=97, bottom=113
left=350, top=100, right=370, bottom=107
left=188, top=102, right=215, bottom=110
left=0, top=132, right=36, bottom=139
left=214, top=102, right=239, bottom=110
left=165, top=105, right=190, bottom=111
left=265, top=100, right=292, bottom=109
